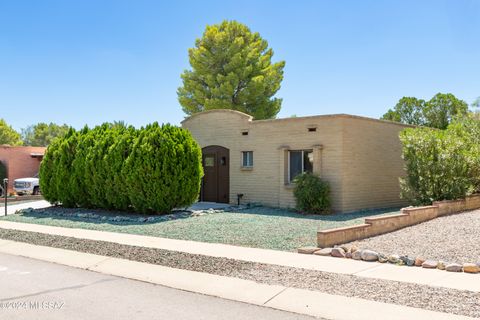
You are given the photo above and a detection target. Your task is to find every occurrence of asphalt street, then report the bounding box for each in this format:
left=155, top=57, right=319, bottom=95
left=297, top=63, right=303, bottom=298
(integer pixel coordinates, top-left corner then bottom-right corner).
left=0, top=252, right=315, bottom=320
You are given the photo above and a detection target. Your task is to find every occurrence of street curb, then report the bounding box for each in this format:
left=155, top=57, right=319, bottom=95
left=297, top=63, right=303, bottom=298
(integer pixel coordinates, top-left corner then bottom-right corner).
left=0, top=240, right=473, bottom=320
left=0, top=220, right=479, bottom=293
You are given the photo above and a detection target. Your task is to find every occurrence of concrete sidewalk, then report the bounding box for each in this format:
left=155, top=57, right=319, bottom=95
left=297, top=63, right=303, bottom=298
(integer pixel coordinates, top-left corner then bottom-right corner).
left=0, top=239, right=472, bottom=320
left=0, top=220, right=478, bottom=292
left=1, top=200, right=51, bottom=216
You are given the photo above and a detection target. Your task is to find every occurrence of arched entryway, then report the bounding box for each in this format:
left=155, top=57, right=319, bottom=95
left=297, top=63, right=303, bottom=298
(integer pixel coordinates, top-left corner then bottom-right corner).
left=201, top=146, right=230, bottom=203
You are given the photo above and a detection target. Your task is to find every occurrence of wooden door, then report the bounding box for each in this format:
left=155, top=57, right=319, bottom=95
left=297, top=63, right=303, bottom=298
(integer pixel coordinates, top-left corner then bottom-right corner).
left=201, top=146, right=229, bottom=203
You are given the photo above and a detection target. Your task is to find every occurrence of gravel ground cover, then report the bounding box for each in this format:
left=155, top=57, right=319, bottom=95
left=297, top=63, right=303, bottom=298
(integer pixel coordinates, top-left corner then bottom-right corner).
left=0, top=228, right=478, bottom=318
left=0, top=206, right=398, bottom=251
left=346, top=209, right=480, bottom=263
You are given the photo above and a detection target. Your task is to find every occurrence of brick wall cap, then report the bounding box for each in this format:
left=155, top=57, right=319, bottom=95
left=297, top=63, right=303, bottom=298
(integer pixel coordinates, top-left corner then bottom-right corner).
left=365, top=213, right=408, bottom=223
left=181, top=109, right=419, bottom=129
left=319, top=223, right=370, bottom=234
left=432, top=199, right=466, bottom=205
left=181, top=109, right=253, bottom=124
left=401, top=205, right=438, bottom=212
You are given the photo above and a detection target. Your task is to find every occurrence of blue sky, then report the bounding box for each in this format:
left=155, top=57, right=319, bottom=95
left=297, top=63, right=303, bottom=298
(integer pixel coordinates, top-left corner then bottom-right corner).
left=1, top=0, right=479, bottom=131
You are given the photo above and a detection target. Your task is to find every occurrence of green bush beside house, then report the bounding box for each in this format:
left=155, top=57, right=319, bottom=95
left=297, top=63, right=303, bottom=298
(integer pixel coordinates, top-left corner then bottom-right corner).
left=40, top=122, right=203, bottom=214
left=400, top=115, right=480, bottom=205
left=293, top=173, right=331, bottom=214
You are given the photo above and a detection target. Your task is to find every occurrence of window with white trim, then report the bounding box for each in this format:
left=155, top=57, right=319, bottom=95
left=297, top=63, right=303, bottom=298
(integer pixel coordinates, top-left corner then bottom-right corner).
left=288, top=150, right=313, bottom=182
left=242, top=151, right=253, bottom=167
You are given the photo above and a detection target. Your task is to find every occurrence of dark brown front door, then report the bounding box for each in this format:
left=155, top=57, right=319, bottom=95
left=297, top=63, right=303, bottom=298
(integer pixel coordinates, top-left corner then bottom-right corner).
left=202, top=146, right=229, bottom=203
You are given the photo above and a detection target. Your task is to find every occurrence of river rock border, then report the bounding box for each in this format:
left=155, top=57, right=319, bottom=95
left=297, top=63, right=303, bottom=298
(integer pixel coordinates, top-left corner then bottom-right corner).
left=297, top=245, right=480, bottom=274
left=15, top=204, right=255, bottom=224
left=317, top=194, right=480, bottom=248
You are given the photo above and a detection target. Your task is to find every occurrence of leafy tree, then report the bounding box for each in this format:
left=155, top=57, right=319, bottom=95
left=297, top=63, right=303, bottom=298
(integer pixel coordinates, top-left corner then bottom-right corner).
left=178, top=20, right=285, bottom=119
left=381, top=93, right=468, bottom=129
left=0, top=119, right=22, bottom=146
left=472, top=97, right=480, bottom=110
left=381, top=97, right=426, bottom=126
left=22, top=122, right=70, bottom=146
left=424, top=93, right=469, bottom=129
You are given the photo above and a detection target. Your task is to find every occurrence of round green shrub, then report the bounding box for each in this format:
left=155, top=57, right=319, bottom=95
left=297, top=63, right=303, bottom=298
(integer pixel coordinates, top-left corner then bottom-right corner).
left=124, top=123, right=203, bottom=213
left=39, top=122, right=203, bottom=214
left=293, top=173, right=331, bottom=214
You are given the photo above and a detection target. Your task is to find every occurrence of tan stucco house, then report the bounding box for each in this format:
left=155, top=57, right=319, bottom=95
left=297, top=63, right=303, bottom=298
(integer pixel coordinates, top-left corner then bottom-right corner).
left=182, top=109, right=412, bottom=213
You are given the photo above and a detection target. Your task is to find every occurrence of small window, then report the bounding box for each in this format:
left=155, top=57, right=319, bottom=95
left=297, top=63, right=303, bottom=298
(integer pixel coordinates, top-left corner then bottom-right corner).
left=242, top=131, right=249, bottom=136
left=308, top=127, right=317, bottom=132
left=204, top=156, right=215, bottom=167
left=242, top=151, right=253, bottom=167
left=288, top=150, right=313, bottom=182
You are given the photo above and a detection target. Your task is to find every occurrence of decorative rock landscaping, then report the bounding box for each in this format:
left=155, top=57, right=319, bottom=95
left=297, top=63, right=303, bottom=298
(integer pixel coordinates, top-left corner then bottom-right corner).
left=297, top=246, right=320, bottom=254
left=336, top=209, right=480, bottom=274
left=313, top=247, right=332, bottom=256
left=463, top=263, right=480, bottom=274
left=445, top=263, right=463, bottom=273
left=1, top=228, right=480, bottom=318
left=421, top=260, right=437, bottom=269
left=298, top=244, right=480, bottom=275
left=15, top=204, right=252, bottom=224
left=360, top=249, right=378, bottom=262
left=330, top=247, right=346, bottom=258
left=5, top=205, right=402, bottom=252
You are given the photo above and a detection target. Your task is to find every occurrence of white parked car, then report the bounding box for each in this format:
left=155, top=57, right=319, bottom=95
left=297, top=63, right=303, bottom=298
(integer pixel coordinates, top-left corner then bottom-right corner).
left=14, top=174, right=40, bottom=195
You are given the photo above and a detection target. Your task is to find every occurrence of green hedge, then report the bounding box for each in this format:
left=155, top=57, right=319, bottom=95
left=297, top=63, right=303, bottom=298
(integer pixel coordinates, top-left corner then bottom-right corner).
left=293, top=173, right=331, bottom=214
left=400, top=115, right=480, bottom=205
left=39, top=123, right=203, bottom=213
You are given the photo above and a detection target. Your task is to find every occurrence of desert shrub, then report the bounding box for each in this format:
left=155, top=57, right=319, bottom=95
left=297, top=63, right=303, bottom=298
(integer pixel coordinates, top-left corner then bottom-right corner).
left=293, top=173, right=330, bottom=214
left=39, top=122, right=203, bottom=213
left=400, top=115, right=480, bottom=205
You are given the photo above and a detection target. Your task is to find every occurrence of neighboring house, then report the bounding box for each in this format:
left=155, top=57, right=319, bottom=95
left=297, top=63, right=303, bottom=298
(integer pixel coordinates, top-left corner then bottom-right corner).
left=0, top=146, right=46, bottom=194
left=182, top=109, right=412, bottom=213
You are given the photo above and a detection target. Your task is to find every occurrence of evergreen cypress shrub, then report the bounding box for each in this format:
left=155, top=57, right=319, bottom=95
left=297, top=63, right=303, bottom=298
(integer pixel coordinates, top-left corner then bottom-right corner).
left=39, top=122, right=203, bottom=213
left=103, top=124, right=138, bottom=210
left=293, top=173, right=331, bottom=214
left=39, top=128, right=77, bottom=205
left=123, top=123, right=203, bottom=213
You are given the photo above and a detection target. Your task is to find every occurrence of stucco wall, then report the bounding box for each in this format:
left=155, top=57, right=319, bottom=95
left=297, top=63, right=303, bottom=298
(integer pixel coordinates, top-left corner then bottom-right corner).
left=182, top=110, right=411, bottom=212
left=341, top=117, right=410, bottom=212
left=0, top=146, right=46, bottom=193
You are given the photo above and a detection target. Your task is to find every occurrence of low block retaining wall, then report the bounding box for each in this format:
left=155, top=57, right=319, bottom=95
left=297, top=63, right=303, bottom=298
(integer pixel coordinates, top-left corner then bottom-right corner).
left=317, top=194, right=480, bottom=248
left=5, top=195, right=44, bottom=202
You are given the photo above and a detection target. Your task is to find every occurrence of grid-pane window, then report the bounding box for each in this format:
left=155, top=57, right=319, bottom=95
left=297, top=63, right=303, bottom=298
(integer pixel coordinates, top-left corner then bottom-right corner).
left=289, top=150, right=313, bottom=182
left=242, top=151, right=253, bottom=167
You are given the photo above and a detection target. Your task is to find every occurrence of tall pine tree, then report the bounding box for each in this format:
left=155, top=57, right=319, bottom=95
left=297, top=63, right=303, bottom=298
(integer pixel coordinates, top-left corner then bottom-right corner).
left=178, top=20, right=285, bottom=119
